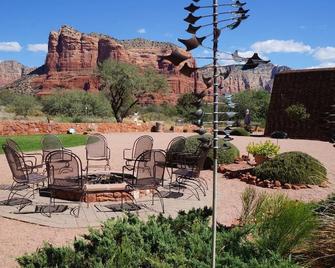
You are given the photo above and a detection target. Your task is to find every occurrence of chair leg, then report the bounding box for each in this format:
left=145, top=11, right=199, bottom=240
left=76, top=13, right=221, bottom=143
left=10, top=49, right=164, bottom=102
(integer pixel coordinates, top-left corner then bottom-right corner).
left=154, top=189, right=164, bottom=213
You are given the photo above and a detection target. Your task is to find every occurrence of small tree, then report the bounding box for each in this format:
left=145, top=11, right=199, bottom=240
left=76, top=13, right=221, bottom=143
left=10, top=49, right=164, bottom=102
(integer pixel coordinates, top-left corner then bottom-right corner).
left=98, top=60, right=168, bottom=123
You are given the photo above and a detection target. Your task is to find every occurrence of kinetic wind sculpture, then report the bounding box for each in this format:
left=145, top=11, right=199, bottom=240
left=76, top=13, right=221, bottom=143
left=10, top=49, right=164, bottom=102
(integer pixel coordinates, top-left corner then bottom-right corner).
left=161, top=1, right=269, bottom=267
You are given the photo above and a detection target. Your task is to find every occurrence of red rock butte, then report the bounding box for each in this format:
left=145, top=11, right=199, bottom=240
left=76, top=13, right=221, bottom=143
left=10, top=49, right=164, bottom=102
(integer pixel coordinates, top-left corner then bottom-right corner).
left=29, top=25, right=198, bottom=104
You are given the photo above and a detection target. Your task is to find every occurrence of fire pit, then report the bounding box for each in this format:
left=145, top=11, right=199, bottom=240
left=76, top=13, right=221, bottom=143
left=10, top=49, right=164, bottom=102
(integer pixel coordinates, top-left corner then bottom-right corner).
left=39, top=172, right=149, bottom=203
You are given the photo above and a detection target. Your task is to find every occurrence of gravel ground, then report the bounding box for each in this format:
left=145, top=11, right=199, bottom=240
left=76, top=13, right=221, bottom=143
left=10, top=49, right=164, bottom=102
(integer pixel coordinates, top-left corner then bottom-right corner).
left=0, top=132, right=334, bottom=267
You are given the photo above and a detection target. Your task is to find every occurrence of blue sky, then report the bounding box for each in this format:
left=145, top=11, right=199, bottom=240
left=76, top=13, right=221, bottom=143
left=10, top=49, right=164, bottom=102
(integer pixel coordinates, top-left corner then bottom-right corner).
left=0, top=0, right=334, bottom=69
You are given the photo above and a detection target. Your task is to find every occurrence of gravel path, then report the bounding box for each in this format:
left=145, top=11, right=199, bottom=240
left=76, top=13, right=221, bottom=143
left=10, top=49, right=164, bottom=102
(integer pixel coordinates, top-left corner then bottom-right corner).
left=0, top=133, right=334, bottom=267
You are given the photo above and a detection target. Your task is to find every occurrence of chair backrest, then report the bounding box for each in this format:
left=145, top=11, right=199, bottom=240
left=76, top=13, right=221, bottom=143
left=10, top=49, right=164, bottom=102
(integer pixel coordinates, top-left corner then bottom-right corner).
left=135, top=149, right=166, bottom=185
left=166, top=136, right=186, bottom=163
left=45, top=150, right=84, bottom=189
left=2, top=144, right=28, bottom=183
left=6, top=138, right=23, bottom=155
left=193, top=144, right=211, bottom=176
left=41, top=135, right=63, bottom=161
left=86, top=133, right=109, bottom=159
left=132, top=135, right=153, bottom=160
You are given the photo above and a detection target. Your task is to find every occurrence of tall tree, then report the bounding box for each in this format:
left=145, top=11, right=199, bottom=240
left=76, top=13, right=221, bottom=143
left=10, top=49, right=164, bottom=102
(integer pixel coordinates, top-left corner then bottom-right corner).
left=98, top=60, right=168, bottom=123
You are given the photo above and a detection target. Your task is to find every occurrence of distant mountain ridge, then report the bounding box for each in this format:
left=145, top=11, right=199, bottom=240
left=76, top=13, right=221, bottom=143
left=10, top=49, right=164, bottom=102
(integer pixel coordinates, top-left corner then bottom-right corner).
left=0, top=25, right=290, bottom=101
left=0, top=60, right=35, bottom=87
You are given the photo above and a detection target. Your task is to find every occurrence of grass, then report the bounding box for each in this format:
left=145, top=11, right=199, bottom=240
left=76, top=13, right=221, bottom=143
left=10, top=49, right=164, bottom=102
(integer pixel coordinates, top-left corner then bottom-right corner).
left=0, top=134, right=87, bottom=154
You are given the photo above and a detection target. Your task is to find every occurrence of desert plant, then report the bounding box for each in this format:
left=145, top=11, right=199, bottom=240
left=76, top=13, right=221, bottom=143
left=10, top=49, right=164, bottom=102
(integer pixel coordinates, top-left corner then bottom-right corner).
left=240, top=188, right=318, bottom=256
left=230, top=127, right=251, bottom=136
left=253, top=151, right=327, bottom=185
left=247, top=140, right=280, bottom=158
left=42, top=90, right=112, bottom=119
left=285, top=104, right=310, bottom=122
left=18, top=207, right=300, bottom=267
left=7, top=94, right=41, bottom=117
left=184, top=135, right=240, bottom=167
left=298, top=193, right=335, bottom=268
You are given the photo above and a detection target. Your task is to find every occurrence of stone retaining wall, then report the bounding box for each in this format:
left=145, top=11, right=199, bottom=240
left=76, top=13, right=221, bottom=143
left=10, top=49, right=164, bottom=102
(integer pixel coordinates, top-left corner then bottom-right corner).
left=0, top=120, right=196, bottom=136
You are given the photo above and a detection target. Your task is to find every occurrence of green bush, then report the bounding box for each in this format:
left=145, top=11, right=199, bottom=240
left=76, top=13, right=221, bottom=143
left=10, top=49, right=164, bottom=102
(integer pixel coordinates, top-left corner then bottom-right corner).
left=138, top=104, right=178, bottom=122
left=233, top=90, right=271, bottom=124
left=230, top=127, right=250, bottom=136
left=7, top=95, right=41, bottom=117
left=42, top=90, right=112, bottom=118
left=285, top=104, right=310, bottom=122
left=18, top=208, right=300, bottom=267
left=184, top=135, right=240, bottom=167
left=241, top=188, right=317, bottom=256
left=253, top=152, right=327, bottom=185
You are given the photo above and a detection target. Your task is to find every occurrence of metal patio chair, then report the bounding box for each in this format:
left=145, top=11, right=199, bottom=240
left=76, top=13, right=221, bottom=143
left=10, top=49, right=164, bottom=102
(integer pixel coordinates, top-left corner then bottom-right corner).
left=6, top=138, right=44, bottom=170
left=41, top=134, right=71, bottom=163
left=122, top=135, right=153, bottom=177
left=123, top=149, right=166, bottom=213
left=45, top=150, right=85, bottom=217
left=2, top=144, right=47, bottom=211
left=172, top=141, right=211, bottom=200
left=85, top=133, right=111, bottom=176
left=165, top=136, right=186, bottom=183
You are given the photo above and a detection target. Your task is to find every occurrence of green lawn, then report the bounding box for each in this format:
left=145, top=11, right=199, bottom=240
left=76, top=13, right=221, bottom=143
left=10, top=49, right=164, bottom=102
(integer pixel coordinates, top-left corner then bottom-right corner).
left=0, top=134, right=87, bottom=154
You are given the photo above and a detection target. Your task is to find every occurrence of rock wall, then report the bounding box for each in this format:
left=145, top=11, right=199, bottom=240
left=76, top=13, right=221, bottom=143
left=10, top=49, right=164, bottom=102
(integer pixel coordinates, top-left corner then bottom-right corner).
left=0, top=121, right=196, bottom=136
left=0, top=61, right=34, bottom=87
left=265, top=68, right=335, bottom=141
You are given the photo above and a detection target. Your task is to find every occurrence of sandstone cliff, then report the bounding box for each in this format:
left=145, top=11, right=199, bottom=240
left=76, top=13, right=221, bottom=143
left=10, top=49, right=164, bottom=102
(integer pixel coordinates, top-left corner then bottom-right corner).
left=30, top=25, right=196, bottom=103
left=0, top=60, right=34, bottom=87
left=1, top=25, right=290, bottom=102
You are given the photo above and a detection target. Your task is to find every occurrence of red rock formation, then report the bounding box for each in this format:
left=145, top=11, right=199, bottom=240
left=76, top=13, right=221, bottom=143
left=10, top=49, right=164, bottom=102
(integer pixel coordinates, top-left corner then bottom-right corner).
left=31, top=25, right=197, bottom=102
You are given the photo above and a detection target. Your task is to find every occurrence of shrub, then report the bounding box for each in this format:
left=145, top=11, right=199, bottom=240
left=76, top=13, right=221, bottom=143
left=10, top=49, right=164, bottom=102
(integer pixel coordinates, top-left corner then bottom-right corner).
left=230, top=127, right=250, bottom=136
left=7, top=95, right=41, bottom=117
left=285, top=104, right=310, bottom=122
left=184, top=135, right=240, bottom=167
left=246, top=140, right=280, bottom=158
left=241, top=188, right=317, bottom=256
left=18, top=208, right=300, bottom=267
left=42, top=90, right=112, bottom=118
left=253, top=152, right=327, bottom=185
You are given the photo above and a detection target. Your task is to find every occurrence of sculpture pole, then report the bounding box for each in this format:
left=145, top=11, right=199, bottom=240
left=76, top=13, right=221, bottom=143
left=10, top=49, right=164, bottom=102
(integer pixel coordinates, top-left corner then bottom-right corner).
left=211, top=0, right=219, bottom=267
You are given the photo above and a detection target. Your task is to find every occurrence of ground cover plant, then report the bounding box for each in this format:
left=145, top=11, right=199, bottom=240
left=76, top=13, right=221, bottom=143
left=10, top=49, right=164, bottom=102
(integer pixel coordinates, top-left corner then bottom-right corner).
left=185, top=135, right=240, bottom=167
left=0, top=134, right=87, bottom=154
left=18, top=207, right=300, bottom=267
left=253, top=151, right=327, bottom=185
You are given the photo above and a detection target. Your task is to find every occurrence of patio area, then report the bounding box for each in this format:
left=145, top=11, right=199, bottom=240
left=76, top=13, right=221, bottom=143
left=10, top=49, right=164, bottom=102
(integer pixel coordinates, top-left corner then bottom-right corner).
left=0, top=132, right=334, bottom=267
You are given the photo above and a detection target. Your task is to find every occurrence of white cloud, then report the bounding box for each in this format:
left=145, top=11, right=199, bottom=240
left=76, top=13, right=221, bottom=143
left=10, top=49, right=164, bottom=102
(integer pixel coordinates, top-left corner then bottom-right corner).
left=313, top=47, right=335, bottom=62
left=251, top=39, right=312, bottom=54
left=137, top=28, right=146, bottom=34
left=27, top=43, right=48, bottom=52
left=0, top=42, right=22, bottom=52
